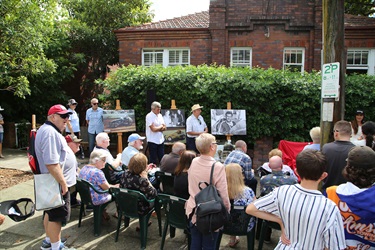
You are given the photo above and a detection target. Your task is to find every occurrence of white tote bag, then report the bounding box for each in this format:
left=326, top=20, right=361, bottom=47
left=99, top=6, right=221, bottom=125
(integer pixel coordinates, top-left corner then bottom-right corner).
left=34, top=173, right=65, bottom=211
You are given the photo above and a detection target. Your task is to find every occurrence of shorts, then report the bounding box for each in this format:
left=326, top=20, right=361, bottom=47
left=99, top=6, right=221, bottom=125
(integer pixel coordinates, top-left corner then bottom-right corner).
left=44, top=191, right=71, bottom=226
left=0, top=132, right=3, bottom=143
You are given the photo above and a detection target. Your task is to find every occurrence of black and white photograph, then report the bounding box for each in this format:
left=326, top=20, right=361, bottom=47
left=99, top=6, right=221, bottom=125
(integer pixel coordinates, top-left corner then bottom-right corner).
left=211, top=109, right=247, bottom=135
left=103, top=109, right=136, bottom=133
left=161, top=109, right=185, bottom=128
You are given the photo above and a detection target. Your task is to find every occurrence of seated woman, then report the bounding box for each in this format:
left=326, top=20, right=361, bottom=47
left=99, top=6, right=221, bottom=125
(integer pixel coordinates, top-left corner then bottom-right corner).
left=225, top=163, right=256, bottom=247
left=120, top=153, right=157, bottom=215
left=173, top=150, right=196, bottom=199
left=78, top=151, right=118, bottom=220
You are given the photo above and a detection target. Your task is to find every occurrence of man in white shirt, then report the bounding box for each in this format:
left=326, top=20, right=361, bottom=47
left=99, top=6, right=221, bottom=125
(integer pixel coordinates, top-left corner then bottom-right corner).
left=145, top=101, right=166, bottom=165
left=186, top=104, right=208, bottom=153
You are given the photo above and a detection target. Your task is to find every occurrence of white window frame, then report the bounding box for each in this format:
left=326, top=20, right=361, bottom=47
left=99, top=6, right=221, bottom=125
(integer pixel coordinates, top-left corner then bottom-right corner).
left=283, top=47, right=305, bottom=73
left=142, top=48, right=190, bottom=67
left=230, top=47, right=252, bottom=67
left=346, top=48, right=375, bottom=75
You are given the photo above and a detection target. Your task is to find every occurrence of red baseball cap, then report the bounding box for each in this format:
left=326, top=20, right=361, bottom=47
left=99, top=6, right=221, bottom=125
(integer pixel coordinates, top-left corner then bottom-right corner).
left=47, top=104, right=72, bottom=116
left=65, top=134, right=82, bottom=143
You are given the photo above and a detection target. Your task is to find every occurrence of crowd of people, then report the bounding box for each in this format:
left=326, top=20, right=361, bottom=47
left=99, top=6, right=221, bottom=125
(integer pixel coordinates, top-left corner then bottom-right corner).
left=2, top=100, right=374, bottom=250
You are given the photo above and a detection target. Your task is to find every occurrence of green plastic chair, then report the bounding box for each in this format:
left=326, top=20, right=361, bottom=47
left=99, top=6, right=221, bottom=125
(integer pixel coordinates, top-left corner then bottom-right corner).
left=157, top=194, right=190, bottom=250
left=102, top=163, right=123, bottom=185
left=258, top=220, right=280, bottom=250
left=110, top=187, right=155, bottom=250
left=76, top=178, right=112, bottom=236
left=154, top=171, right=175, bottom=237
left=216, top=204, right=256, bottom=250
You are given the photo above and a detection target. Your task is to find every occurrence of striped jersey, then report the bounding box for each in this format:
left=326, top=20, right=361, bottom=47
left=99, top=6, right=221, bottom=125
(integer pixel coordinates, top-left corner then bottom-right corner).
left=254, top=184, right=346, bottom=250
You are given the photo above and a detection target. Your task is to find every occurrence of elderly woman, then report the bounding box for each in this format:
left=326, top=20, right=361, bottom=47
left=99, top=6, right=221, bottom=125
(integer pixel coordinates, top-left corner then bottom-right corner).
left=78, top=151, right=118, bottom=219
left=326, top=146, right=375, bottom=249
left=120, top=153, right=157, bottom=215
left=185, top=133, right=231, bottom=250
left=303, top=126, right=321, bottom=151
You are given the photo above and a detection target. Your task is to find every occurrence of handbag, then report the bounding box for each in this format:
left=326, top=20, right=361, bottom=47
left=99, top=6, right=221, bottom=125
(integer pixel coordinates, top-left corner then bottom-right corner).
left=34, top=173, right=65, bottom=211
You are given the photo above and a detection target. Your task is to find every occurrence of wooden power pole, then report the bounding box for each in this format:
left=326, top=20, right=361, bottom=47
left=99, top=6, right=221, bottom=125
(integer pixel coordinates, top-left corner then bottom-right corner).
left=321, top=0, right=346, bottom=147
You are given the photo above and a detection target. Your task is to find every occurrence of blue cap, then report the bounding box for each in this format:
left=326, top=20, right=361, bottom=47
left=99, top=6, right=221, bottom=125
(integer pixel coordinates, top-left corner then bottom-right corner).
left=128, top=133, right=145, bottom=143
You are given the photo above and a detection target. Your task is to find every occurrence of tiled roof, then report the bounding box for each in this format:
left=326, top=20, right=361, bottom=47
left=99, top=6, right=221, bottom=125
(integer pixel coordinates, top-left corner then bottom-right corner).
left=117, top=11, right=375, bottom=32
left=118, top=11, right=209, bottom=31
left=345, top=14, right=375, bottom=27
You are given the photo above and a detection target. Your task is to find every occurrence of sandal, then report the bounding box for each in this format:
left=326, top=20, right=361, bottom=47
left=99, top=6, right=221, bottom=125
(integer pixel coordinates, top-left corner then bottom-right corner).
left=228, top=237, right=240, bottom=248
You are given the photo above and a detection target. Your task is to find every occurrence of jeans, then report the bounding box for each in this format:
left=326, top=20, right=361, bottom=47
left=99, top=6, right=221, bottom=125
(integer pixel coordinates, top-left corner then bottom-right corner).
left=88, top=132, right=97, bottom=154
left=148, top=142, right=164, bottom=165
left=189, top=221, right=219, bottom=250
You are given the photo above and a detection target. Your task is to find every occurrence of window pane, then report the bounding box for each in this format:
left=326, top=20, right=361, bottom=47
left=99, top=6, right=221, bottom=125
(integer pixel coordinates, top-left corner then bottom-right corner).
left=231, top=48, right=252, bottom=67
left=283, top=48, right=304, bottom=73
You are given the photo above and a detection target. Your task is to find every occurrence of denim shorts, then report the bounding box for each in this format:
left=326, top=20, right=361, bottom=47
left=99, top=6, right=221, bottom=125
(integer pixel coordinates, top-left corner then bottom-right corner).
left=0, top=132, right=3, bottom=143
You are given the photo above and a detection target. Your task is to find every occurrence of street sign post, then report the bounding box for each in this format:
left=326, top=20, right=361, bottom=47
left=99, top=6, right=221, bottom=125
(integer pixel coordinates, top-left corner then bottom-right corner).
left=321, top=62, right=340, bottom=99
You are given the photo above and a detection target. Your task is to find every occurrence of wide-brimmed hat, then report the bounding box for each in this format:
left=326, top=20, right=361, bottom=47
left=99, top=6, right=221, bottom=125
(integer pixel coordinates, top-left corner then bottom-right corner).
left=65, top=134, right=82, bottom=143
left=0, top=198, right=35, bottom=222
left=48, top=104, right=72, bottom=116
left=191, top=104, right=203, bottom=112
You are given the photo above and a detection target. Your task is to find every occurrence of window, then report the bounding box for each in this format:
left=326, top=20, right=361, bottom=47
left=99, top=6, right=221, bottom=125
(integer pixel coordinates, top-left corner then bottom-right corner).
left=283, top=48, right=305, bottom=73
left=346, top=49, right=370, bottom=75
left=230, top=47, right=252, bottom=67
left=142, top=49, right=190, bottom=67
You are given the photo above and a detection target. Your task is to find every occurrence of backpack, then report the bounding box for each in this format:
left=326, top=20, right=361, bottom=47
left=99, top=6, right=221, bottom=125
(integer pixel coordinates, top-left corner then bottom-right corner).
left=27, top=129, right=40, bottom=174
left=194, top=162, right=229, bottom=235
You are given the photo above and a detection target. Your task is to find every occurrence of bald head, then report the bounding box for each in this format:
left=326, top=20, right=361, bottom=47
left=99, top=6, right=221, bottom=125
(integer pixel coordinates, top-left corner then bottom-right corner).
left=269, top=156, right=283, bottom=171
left=172, top=142, right=186, bottom=155
left=235, top=140, right=247, bottom=152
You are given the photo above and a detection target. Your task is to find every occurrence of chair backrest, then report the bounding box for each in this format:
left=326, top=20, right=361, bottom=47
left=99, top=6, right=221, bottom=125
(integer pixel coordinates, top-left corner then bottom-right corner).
left=111, top=187, right=154, bottom=218
left=103, top=163, right=121, bottom=185
left=155, top=171, right=175, bottom=195
left=76, top=178, right=94, bottom=206
left=223, top=205, right=253, bottom=236
left=158, top=193, right=187, bottom=229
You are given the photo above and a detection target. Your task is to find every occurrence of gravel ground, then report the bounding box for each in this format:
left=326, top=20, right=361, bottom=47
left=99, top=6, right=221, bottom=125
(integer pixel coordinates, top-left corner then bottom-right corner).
left=0, top=168, right=34, bottom=190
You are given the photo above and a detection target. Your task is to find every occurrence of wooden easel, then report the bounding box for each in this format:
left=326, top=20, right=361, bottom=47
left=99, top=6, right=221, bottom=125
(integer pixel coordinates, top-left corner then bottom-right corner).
left=115, top=100, right=123, bottom=154
left=226, top=102, right=232, bottom=142
left=32, top=114, right=36, bottom=131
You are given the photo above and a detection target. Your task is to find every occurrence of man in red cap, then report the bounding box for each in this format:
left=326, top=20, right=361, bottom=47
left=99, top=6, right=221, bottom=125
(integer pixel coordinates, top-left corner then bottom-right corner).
left=35, top=104, right=76, bottom=250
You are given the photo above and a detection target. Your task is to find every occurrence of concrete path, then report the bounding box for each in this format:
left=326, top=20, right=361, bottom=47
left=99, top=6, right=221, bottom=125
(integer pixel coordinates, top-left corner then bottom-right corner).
left=0, top=148, right=279, bottom=249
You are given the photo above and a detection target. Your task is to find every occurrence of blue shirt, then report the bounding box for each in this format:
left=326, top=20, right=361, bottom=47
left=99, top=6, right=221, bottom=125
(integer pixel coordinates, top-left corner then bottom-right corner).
left=224, top=149, right=254, bottom=181
left=86, top=107, right=104, bottom=134
left=121, top=146, right=139, bottom=166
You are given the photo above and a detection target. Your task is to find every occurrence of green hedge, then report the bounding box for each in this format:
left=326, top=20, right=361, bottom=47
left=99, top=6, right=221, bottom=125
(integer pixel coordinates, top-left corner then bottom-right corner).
left=98, top=65, right=375, bottom=145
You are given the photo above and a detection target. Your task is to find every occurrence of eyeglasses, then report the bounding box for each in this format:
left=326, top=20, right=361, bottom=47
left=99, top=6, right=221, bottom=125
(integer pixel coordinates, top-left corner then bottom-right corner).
left=197, top=118, right=201, bottom=125
left=92, top=103, right=98, bottom=105
left=58, top=114, right=70, bottom=119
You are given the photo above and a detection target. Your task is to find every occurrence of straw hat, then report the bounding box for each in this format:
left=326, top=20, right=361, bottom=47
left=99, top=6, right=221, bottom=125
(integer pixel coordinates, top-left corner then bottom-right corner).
left=191, top=104, right=203, bottom=112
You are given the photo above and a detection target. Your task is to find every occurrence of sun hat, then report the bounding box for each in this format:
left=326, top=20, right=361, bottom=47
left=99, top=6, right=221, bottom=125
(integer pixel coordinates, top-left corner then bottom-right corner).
left=65, top=134, right=82, bottom=143
left=347, top=146, right=375, bottom=170
left=47, top=104, right=72, bottom=116
left=67, top=99, right=78, bottom=106
left=191, top=104, right=203, bottom=112
left=128, top=133, right=146, bottom=143
left=0, top=198, right=35, bottom=222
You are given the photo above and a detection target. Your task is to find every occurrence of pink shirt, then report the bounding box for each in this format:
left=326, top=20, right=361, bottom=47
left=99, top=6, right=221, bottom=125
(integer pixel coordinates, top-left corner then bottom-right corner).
left=185, top=155, right=231, bottom=224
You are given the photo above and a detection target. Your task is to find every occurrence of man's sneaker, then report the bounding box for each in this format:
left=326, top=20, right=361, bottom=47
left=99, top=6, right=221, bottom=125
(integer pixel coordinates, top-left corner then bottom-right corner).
left=59, top=243, right=76, bottom=250
left=40, top=237, right=67, bottom=250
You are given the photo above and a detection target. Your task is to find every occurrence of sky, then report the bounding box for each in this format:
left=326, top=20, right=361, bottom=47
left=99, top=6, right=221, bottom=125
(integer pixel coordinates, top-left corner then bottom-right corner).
left=150, top=0, right=210, bottom=22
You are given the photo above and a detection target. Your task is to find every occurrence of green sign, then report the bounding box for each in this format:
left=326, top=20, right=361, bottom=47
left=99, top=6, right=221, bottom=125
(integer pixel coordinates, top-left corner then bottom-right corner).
left=321, top=62, right=340, bottom=98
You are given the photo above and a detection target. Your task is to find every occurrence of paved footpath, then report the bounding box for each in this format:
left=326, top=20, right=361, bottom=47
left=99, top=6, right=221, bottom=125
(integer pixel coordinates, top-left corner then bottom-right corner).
left=0, top=148, right=278, bottom=249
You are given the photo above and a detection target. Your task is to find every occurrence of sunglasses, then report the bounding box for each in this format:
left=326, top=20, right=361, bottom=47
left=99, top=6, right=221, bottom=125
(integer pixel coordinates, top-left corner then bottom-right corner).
left=197, top=118, right=202, bottom=125
left=92, top=103, right=98, bottom=105
left=59, top=114, right=70, bottom=119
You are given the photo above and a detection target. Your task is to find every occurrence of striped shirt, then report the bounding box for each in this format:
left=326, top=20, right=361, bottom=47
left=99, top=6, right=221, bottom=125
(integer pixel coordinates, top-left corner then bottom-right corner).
left=254, top=184, right=346, bottom=250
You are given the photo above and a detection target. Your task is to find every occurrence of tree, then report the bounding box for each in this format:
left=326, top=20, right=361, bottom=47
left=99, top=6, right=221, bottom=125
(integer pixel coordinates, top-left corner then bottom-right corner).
left=345, top=0, right=375, bottom=16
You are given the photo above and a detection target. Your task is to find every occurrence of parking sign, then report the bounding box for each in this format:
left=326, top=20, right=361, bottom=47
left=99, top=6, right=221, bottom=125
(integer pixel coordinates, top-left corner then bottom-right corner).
left=321, top=62, right=340, bottom=98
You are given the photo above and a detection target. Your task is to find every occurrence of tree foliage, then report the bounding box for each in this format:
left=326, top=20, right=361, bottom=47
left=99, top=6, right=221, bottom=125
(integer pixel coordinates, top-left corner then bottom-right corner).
left=345, top=0, right=375, bottom=16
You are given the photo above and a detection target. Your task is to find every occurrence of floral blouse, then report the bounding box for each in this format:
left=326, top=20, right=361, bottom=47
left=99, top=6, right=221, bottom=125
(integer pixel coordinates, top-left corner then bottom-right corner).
left=120, top=171, right=157, bottom=215
left=78, top=165, right=112, bottom=205
left=233, top=186, right=256, bottom=232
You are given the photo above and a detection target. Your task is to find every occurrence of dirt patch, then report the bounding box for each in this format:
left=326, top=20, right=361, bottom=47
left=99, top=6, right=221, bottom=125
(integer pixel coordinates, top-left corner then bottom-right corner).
left=0, top=168, right=34, bottom=190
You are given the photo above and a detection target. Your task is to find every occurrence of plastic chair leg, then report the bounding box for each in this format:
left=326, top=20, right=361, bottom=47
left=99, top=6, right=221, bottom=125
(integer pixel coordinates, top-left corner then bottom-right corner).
left=258, top=220, right=268, bottom=250
left=93, top=206, right=102, bottom=236
left=139, top=215, right=151, bottom=250
left=160, top=217, right=169, bottom=250
left=170, top=226, right=176, bottom=238
left=115, top=211, right=123, bottom=242
left=78, top=203, right=84, bottom=227
left=154, top=199, right=162, bottom=236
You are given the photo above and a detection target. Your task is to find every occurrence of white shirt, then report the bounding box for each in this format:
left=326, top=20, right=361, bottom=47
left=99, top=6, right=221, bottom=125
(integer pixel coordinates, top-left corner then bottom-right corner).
left=146, top=111, right=165, bottom=144
left=186, top=114, right=207, bottom=138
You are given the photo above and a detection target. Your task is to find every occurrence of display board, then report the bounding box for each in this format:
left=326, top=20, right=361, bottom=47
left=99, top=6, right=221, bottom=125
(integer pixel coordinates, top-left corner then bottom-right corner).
left=103, top=109, right=136, bottom=133
left=161, top=109, right=186, bottom=144
left=211, top=109, right=246, bottom=135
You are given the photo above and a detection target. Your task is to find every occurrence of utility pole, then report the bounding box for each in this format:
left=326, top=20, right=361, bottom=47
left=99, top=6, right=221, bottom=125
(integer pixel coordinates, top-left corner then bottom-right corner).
left=321, top=0, right=346, bottom=147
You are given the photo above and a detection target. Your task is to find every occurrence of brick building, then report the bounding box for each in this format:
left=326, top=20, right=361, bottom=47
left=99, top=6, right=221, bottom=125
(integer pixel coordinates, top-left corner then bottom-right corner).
left=115, top=0, right=375, bottom=75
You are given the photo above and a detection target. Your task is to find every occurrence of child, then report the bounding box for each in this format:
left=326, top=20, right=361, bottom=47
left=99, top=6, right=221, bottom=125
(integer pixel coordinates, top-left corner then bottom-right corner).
left=246, top=149, right=346, bottom=249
